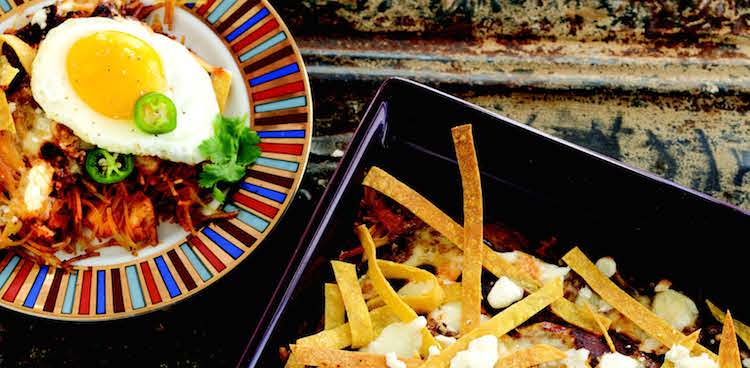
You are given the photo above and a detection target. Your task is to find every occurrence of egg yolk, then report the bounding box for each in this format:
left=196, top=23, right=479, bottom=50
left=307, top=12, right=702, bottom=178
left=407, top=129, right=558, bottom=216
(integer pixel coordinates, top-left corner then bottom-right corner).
left=66, top=31, right=166, bottom=120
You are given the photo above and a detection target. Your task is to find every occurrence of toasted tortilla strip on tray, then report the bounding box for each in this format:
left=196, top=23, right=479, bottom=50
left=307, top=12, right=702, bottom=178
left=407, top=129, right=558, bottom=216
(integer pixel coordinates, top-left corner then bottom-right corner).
left=719, top=311, right=742, bottom=368
left=420, top=278, right=563, bottom=368
left=0, top=36, right=35, bottom=74
left=362, top=166, right=608, bottom=334
left=583, top=302, right=616, bottom=352
left=297, top=306, right=398, bottom=349
left=331, top=260, right=374, bottom=348
left=357, top=225, right=439, bottom=356
left=706, top=300, right=750, bottom=348
left=324, top=283, right=346, bottom=330
left=493, top=344, right=566, bottom=368
left=562, top=247, right=716, bottom=360
left=290, top=345, right=423, bottom=368
left=451, top=124, right=483, bottom=334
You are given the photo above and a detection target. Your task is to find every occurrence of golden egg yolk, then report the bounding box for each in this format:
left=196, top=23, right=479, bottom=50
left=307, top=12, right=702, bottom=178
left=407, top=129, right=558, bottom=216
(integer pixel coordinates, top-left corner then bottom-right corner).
left=66, top=31, right=166, bottom=120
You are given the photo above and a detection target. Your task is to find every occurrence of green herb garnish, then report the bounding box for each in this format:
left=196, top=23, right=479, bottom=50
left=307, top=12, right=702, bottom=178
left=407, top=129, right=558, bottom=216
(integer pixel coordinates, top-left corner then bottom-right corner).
left=198, top=114, right=261, bottom=202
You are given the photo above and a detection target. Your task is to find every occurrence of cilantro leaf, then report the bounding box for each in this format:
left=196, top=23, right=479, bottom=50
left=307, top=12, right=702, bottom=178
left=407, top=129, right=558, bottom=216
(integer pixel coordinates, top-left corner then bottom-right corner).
left=198, top=114, right=262, bottom=202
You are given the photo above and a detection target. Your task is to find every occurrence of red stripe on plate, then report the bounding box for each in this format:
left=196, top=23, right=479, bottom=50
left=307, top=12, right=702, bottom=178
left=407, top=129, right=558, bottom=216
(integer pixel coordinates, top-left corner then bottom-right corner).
left=79, top=270, right=92, bottom=314
left=257, top=142, right=303, bottom=155
left=2, top=260, right=32, bottom=302
left=252, top=81, right=305, bottom=102
left=187, top=236, right=226, bottom=272
left=232, top=192, right=279, bottom=218
left=196, top=0, right=216, bottom=15
left=43, top=268, right=64, bottom=312
left=231, top=18, right=278, bottom=52
left=140, top=262, right=162, bottom=305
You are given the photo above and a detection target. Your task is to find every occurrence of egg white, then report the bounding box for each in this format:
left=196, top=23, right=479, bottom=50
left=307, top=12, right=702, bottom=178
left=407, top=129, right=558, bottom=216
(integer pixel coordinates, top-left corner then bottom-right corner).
left=31, top=17, right=220, bottom=164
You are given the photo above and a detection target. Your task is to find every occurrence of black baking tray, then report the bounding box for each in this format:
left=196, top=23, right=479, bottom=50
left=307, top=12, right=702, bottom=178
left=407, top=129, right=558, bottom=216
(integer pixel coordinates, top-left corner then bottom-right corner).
left=239, top=77, right=750, bottom=367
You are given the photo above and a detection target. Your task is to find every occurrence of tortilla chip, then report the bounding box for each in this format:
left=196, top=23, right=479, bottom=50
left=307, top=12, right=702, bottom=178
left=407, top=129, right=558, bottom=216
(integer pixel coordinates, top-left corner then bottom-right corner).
left=421, top=278, right=563, bottom=368
left=357, top=225, right=439, bottom=356
left=451, top=125, right=483, bottom=334
left=659, top=331, right=702, bottom=368
left=330, top=260, right=373, bottom=348
left=0, top=35, right=35, bottom=74
left=362, top=167, right=539, bottom=292
left=719, top=311, right=742, bottom=368
left=325, top=283, right=345, bottom=330
left=493, top=344, right=567, bottom=368
left=290, top=345, right=422, bottom=368
left=0, top=90, right=14, bottom=133
left=210, top=68, right=232, bottom=113
left=583, top=302, right=615, bottom=352
left=1, top=55, right=19, bottom=89
left=443, top=282, right=461, bottom=303
left=706, top=300, right=750, bottom=349
left=379, top=260, right=445, bottom=314
left=550, top=298, right=611, bottom=335
left=296, top=306, right=398, bottom=349
left=562, top=247, right=715, bottom=359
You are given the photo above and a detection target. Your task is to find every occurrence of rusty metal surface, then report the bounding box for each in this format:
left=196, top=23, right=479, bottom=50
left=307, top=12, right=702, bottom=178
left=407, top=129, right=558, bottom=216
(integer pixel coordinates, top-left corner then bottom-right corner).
left=271, top=0, right=750, bottom=210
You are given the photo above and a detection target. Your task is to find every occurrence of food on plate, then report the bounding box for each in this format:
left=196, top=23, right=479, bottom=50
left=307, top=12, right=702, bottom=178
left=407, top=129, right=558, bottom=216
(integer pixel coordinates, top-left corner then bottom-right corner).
left=0, top=0, right=260, bottom=266
left=281, top=124, right=746, bottom=368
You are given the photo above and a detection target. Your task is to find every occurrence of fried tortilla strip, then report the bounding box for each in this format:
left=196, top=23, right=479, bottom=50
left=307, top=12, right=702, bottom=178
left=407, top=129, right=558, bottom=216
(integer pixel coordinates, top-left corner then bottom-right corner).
left=659, top=330, right=701, bottom=368
left=451, top=124, right=483, bottom=334
left=719, top=311, right=742, bottom=368
left=706, top=300, right=750, bottom=348
left=493, top=344, right=566, bottom=368
left=210, top=68, right=232, bottom=113
left=1, top=55, right=19, bottom=89
left=584, top=302, right=615, bottom=352
left=296, top=306, right=398, bottom=350
left=325, top=283, right=345, bottom=330
left=443, top=282, right=461, bottom=303
left=362, top=166, right=539, bottom=292
left=290, top=345, right=422, bottom=368
left=420, top=278, right=563, bottom=368
left=563, top=247, right=715, bottom=359
left=550, top=298, right=611, bottom=334
left=0, top=90, right=14, bottom=133
left=357, top=225, right=439, bottom=356
left=379, top=261, right=445, bottom=314
left=330, top=260, right=373, bottom=348
left=0, top=35, right=35, bottom=74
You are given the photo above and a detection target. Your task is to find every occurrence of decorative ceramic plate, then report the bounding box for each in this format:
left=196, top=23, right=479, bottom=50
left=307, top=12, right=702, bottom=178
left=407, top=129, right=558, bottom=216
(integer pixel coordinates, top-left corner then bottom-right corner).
left=0, top=0, right=311, bottom=320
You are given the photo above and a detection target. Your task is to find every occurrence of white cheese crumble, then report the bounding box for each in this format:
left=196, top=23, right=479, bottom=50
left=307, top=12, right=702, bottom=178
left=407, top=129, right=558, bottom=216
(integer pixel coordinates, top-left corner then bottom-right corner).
left=30, top=8, right=47, bottom=29
left=21, top=161, right=54, bottom=214
left=742, top=357, right=750, bottom=368
left=361, top=316, right=426, bottom=357
left=7, top=102, right=16, bottom=113
left=450, top=335, right=499, bottom=368
left=596, top=256, right=617, bottom=277
left=598, top=352, right=642, bottom=368
left=654, top=279, right=672, bottom=293
left=664, top=345, right=718, bottom=368
left=560, top=348, right=590, bottom=368
left=651, top=290, right=698, bottom=331
left=487, top=276, right=524, bottom=309
left=576, top=286, right=612, bottom=313
left=497, top=251, right=519, bottom=263
left=398, top=281, right=433, bottom=297
left=436, top=335, right=457, bottom=346
left=385, top=352, right=407, bottom=368
left=534, top=259, right=570, bottom=284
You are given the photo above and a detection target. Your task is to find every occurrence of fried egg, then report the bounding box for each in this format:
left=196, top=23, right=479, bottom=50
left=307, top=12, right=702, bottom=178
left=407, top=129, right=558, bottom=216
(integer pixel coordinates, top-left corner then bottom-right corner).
left=31, top=17, right=219, bottom=164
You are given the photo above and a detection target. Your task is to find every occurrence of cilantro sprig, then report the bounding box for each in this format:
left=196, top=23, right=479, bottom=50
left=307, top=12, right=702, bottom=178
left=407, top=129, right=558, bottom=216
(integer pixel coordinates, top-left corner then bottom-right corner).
left=198, top=114, right=261, bottom=202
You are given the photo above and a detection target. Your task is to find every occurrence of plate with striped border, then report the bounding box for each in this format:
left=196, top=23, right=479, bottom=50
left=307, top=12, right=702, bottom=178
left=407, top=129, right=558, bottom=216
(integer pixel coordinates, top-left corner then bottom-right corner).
left=0, top=0, right=311, bottom=320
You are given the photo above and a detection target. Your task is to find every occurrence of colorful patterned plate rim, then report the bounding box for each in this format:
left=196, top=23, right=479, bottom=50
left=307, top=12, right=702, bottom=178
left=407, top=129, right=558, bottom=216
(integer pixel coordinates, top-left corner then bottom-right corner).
left=0, top=0, right=312, bottom=320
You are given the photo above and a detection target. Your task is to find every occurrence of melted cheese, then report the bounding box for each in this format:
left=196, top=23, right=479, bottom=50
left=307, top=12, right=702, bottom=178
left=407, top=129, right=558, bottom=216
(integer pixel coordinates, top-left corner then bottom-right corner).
left=651, top=290, right=698, bottom=331
left=487, top=276, right=524, bottom=309
left=598, top=352, right=643, bottom=368
left=20, top=161, right=54, bottom=216
left=450, top=335, right=499, bottom=368
left=665, top=345, right=718, bottom=368
left=361, top=316, right=426, bottom=357
left=385, top=352, right=407, bottom=368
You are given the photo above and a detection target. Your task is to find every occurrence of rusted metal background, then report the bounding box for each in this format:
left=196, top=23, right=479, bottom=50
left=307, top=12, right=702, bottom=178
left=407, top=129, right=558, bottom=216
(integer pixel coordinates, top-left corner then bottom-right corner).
left=273, top=0, right=750, bottom=210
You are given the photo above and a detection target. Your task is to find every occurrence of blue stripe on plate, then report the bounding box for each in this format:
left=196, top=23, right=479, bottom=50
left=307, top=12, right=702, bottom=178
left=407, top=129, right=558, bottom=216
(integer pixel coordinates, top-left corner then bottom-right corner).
left=155, top=256, right=181, bottom=298
left=254, top=157, right=299, bottom=172
left=255, top=96, right=306, bottom=113
left=249, top=63, right=299, bottom=86
left=180, top=243, right=212, bottom=282
left=239, top=182, right=286, bottom=203
left=238, top=32, right=286, bottom=62
left=223, top=204, right=269, bottom=232
left=61, top=271, right=77, bottom=314
left=0, top=0, right=11, bottom=12
left=207, top=0, right=237, bottom=23
left=125, top=266, right=145, bottom=309
left=0, top=255, right=20, bottom=290
left=185, top=2, right=194, bottom=8
left=226, top=7, right=269, bottom=42
left=202, top=227, right=243, bottom=259
left=23, top=265, right=48, bottom=308
left=257, top=130, right=305, bottom=139
left=96, top=270, right=106, bottom=314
